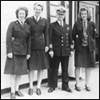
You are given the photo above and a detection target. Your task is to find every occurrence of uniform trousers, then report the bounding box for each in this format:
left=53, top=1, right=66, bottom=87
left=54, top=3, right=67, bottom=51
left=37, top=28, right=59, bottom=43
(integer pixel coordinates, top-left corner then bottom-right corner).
left=49, top=56, right=69, bottom=89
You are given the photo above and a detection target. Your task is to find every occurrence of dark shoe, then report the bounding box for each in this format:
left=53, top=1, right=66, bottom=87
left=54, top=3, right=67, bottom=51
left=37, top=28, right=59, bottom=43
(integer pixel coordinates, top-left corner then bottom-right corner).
left=75, top=84, right=81, bottom=91
left=10, top=93, right=16, bottom=99
left=15, top=91, right=24, bottom=97
left=28, top=88, right=33, bottom=95
left=85, top=85, right=91, bottom=91
left=48, top=87, right=55, bottom=93
left=62, top=87, right=72, bottom=93
left=36, top=88, right=41, bottom=95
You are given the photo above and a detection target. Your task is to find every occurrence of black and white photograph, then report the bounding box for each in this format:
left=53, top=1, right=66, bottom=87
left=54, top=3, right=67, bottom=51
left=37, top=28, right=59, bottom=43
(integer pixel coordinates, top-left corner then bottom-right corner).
left=1, top=1, right=99, bottom=99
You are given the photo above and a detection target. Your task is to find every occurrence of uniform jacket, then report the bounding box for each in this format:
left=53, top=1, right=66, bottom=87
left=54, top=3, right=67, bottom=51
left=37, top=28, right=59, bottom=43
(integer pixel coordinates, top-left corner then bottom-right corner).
left=6, top=20, right=31, bottom=55
left=25, top=16, right=49, bottom=50
left=49, top=21, right=73, bottom=56
left=72, top=20, right=96, bottom=52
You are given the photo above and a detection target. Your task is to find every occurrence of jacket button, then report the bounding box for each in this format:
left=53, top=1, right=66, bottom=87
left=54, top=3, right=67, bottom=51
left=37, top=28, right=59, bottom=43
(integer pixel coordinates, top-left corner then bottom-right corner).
left=62, top=44, right=64, bottom=46
left=61, top=40, right=63, bottom=42
left=61, top=37, right=63, bottom=39
left=12, top=37, right=15, bottom=41
left=66, top=34, right=68, bottom=35
left=76, top=35, right=78, bottom=38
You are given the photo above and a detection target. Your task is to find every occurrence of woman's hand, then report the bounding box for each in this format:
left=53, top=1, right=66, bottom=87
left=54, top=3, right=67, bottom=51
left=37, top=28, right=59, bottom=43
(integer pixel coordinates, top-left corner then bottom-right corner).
left=27, top=54, right=30, bottom=60
left=45, top=46, right=49, bottom=53
left=7, top=53, right=13, bottom=58
left=49, top=51, right=54, bottom=58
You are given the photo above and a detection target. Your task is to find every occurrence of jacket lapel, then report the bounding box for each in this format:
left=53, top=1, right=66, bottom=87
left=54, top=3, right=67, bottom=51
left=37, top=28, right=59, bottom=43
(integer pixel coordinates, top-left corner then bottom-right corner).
left=38, top=17, right=42, bottom=24
left=15, top=20, right=24, bottom=30
left=62, top=23, right=68, bottom=33
left=16, top=20, right=23, bottom=28
left=80, top=21, right=83, bottom=31
left=31, top=16, right=39, bottom=29
left=54, top=21, right=63, bottom=33
left=32, top=16, right=42, bottom=25
left=32, top=16, right=38, bottom=24
left=86, top=21, right=91, bottom=35
left=15, top=20, right=27, bottom=35
left=79, top=21, right=83, bottom=37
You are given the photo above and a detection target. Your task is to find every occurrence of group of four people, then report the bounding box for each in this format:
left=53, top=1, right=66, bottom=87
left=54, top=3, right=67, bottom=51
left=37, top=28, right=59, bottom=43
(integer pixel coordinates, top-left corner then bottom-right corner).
left=4, top=3, right=96, bottom=99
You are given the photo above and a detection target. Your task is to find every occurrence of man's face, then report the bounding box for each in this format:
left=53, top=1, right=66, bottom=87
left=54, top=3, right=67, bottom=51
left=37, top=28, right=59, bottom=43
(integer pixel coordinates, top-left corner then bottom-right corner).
left=56, top=13, right=65, bottom=21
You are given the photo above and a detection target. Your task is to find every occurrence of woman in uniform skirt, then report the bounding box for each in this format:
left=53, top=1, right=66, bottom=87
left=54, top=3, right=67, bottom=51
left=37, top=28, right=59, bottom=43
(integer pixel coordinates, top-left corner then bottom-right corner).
left=72, top=7, right=97, bottom=92
left=26, top=3, right=49, bottom=95
left=4, top=7, right=31, bottom=99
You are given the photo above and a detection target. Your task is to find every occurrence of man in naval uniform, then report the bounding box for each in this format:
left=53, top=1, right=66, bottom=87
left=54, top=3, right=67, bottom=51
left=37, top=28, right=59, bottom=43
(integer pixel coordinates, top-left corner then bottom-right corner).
left=48, top=6, right=74, bottom=93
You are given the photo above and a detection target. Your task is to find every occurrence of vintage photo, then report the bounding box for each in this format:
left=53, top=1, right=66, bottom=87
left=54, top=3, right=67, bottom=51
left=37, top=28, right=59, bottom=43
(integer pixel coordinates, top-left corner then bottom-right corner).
left=1, top=1, right=99, bottom=99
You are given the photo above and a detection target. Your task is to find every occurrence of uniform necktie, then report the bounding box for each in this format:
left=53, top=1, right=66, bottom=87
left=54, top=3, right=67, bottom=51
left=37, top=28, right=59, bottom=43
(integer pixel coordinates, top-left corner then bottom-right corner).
left=21, top=21, right=24, bottom=26
left=83, top=21, right=87, bottom=32
left=60, top=21, right=63, bottom=27
left=83, top=21, right=88, bottom=39
left=82, top=21, right=88, bottom=46
left=36, top=17, right=38, bottom=22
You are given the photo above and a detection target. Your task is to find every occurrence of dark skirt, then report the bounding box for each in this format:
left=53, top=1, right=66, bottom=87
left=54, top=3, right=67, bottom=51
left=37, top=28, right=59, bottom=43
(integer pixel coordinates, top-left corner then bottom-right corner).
left=75, top=46, right=95, bottom=68
left=28, top=50, right=49, bottom=70
left=4, top=55, right=28, bottom=75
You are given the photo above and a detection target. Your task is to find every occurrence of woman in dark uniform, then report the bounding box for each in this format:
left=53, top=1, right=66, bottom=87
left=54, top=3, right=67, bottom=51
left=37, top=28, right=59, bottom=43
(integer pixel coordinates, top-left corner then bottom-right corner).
left=4, top=7, right=31, bottom=99
left=26, top=3, right=49, bottom=95
left=72, top=8, right=96, bottom=92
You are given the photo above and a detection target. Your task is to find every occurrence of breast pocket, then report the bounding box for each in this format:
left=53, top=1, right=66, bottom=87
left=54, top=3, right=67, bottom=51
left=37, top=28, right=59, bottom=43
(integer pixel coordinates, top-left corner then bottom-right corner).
left=12, top=40, right=19, bottom=45
left=14, top=26, right=20, bottom=32
left=25, top=26, right=30, bottom=34
left=88, top=26, right=94, bottom=33
left=40, top=24, right=45, bottom=30
left=12, top=41, right=20, bottom=52
left=25, top=29, right=30, bottom=35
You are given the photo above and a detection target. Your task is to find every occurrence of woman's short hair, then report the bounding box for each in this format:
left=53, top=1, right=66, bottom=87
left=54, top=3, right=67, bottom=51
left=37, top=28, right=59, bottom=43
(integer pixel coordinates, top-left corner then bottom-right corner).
left=33, top=3, right=44, bottom=11
left=77, top=7, right=91, bottom=21
left=15, top=7, right=28, bottom=18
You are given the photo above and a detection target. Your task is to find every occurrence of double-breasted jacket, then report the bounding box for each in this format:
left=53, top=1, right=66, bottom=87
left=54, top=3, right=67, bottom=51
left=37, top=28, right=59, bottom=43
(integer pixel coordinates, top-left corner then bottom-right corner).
left=49, top=21, right=73, bottom=56
left=72, top=20, right=96, bottom=52
left=25, top=16, right=49, bottom=50
left=6, top=20, right=31, bottom=55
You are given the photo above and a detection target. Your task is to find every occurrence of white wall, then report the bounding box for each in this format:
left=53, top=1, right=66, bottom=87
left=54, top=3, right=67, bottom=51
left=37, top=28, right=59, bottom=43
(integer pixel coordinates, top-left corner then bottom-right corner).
left=1, top=1, right=47, bottom=90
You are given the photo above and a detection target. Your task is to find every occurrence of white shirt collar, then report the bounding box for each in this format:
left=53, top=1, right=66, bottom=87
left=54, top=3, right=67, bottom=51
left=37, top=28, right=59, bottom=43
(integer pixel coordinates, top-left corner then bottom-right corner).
left=57, top=20, right=63, bottom=26
left=34, top=15, right=40, bottom=21
left=18, top=19, right=25, bottom=25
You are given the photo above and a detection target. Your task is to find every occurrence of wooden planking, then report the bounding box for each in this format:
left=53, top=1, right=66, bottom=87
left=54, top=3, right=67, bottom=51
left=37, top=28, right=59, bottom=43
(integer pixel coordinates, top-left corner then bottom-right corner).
left=1, top=67, right=99, bottom=99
